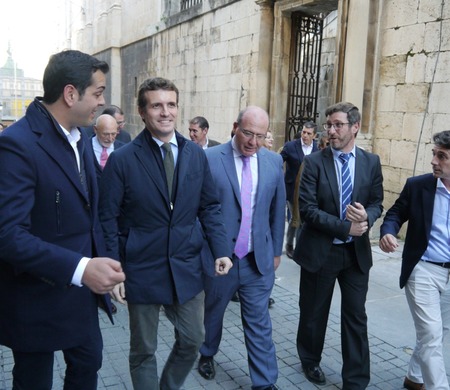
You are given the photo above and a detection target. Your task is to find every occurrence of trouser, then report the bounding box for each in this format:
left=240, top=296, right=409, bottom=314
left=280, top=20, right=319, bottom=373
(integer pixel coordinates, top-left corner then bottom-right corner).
left=128, top=292, right=205, bottom=390
left=200, top=253, right=278, bottom=388
left=297, top=243, right=370, bottom=390
left=12, top=328, right=102, bottom=390
left=405, top=260, right=450, bottom=390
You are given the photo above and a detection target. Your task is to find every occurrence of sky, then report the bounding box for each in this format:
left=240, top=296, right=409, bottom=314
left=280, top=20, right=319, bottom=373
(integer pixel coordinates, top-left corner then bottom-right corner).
left=0, top=0, right=63, bottom=80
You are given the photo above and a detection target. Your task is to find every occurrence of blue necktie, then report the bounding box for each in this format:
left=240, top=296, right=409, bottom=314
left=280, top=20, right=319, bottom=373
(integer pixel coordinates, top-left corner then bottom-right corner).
left=339, top=153, right=352, bottom=220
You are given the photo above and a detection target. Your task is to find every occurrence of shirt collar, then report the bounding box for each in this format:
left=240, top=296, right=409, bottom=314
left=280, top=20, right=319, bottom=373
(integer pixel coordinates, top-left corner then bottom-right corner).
left=61, top=126, right=81, bottom=144
left=331, top=146, right=356, bottom=159
left=153, top=132, right=178, bottom=148
left=437, top=178, right=450, bottom=194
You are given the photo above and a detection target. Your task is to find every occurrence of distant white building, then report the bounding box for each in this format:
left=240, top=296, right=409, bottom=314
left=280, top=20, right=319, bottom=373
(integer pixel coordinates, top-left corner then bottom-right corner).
left=0, top=45, right=43, bottom=123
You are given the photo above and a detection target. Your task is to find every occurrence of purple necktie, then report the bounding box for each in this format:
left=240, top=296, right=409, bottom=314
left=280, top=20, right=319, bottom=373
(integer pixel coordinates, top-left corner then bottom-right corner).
left=100, top=147, right=108, bottom=169
left=234, top=156, right=252, bottom=259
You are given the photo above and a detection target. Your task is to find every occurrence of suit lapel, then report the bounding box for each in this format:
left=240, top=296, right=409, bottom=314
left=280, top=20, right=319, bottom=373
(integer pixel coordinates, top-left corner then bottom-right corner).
left=133, top=132, right=167, bottom=199
left=422, top=176, right=437, bottom=239
left=37, top=130, right=89, bottom=202
left=353, top=147, right=365, bottom=199
left=174, top=139, right=192, bottom=197
left=294, top=140, right=305, bottom=162
left=255, top=148, right=268, bottom=206
left=220, top=143, right=241, bottom=205
left=322, top=147, right=340, bottom=214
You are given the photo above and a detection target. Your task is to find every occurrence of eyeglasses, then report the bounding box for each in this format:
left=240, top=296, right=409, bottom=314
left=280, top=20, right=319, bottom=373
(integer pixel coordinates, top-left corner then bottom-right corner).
left=239, top=128, right=266, bottom=141
left=101, top=132, right=118, bottom=138
left=116, top=121, right=126, bottom=126
left=322, top=122, right=350, bottom=131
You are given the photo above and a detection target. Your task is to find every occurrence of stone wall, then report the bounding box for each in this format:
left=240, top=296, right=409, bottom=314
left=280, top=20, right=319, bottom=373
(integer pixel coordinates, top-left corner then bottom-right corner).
left=64, top=0, right=450, bottom=219
left=374, top=0, right=450, bottom=210
left=76, top=0, right=257, bottom=141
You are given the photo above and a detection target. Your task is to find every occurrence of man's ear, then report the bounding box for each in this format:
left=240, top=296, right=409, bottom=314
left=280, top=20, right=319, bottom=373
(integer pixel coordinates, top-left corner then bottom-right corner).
left=63, top=85, right=78, bottom=106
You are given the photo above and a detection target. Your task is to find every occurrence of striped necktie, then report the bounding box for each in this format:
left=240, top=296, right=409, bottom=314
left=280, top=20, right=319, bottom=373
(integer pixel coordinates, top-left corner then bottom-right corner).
left=339, top=153, right=352, bottom=219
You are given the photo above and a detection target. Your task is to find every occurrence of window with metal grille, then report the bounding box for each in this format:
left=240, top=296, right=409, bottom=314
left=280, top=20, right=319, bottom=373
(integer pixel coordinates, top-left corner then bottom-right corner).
left=285, top=12, right=323, bottom=141
left=181, top=0, right=202, bottom=11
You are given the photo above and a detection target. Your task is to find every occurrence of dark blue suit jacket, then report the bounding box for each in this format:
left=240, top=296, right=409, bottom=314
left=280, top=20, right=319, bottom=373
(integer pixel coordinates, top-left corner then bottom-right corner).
left=281, top=139, right=318, bottom=202
left=98, top=130, right=231, bottom=304
left=0, top=99, right=112, bottom=352
left=293, top=146, right=383, bottom=273
left=380, top=174, right=436, bottom=288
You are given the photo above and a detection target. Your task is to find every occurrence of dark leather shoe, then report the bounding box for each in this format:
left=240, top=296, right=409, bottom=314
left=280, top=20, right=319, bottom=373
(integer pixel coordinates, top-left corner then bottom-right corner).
left=286, top=244, right=294, bottom=259
left=231, top=292, right=240, bottom=302
left=404, top=376, right=426, bottom=390
left=303, top=365, right=326, bottom=385
left=198, top=355, right=215, bottom=380
left=268, top=297, right=275, bottom=308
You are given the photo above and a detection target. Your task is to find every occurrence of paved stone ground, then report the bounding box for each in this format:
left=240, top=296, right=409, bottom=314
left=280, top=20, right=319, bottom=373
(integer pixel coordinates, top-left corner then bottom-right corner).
left=1, top=243, right=450, bottom=389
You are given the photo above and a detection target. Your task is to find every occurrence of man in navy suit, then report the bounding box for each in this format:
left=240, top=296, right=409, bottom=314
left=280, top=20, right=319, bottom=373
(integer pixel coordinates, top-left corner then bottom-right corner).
left=280, top=121, right=318, bottom=258
left=293, top=102, right=383, bottom=388
left=197, top=106, right=286, bottom=390
left=380, top=131, right=450, bottom=390
left=98, top=77, right=233, bottom=390
left=91, top=114, right=125, bottom=186
left=0, top=50, right=125, bottom=390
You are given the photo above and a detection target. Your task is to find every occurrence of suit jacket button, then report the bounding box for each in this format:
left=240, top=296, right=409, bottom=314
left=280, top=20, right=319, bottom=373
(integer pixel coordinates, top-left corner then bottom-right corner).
left=84, top=203, right=91, bottom=210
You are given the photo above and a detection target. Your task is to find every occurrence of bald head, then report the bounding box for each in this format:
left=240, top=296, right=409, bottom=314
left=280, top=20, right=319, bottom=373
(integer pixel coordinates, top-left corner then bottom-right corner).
left=233, top=106, right=269, bottom=156
left=94, top=114, right=119, bottom=148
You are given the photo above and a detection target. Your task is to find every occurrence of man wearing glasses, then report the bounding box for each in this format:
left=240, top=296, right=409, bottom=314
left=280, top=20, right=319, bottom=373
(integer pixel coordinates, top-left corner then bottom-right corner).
left=102, top=105, right=132, bottom=143
left=91, top=114, right=125, bottom=186
left=293, top=102, right=383, bottom=388
left=198, top=106, right=286, bottom=390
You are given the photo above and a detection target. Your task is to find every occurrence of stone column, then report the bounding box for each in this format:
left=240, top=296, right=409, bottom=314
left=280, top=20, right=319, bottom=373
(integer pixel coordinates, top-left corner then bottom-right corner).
left=254, top=0, right=275, bottom=109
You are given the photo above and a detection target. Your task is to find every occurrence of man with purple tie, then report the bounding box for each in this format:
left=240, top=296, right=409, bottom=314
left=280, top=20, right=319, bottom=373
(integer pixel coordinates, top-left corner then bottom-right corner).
left=198, top=106, right=286, bottom=390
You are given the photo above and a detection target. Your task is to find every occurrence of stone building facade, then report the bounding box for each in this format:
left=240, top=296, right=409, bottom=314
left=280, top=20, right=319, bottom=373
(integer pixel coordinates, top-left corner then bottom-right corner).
left=62, top=0, right=450, bottom=212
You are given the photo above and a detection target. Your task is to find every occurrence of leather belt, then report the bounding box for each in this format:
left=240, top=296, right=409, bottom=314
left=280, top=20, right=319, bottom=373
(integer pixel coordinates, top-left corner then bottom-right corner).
left=423, top=260, right=450, bottom=269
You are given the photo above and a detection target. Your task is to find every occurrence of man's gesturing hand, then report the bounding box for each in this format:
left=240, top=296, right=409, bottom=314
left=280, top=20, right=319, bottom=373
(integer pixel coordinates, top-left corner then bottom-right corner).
left=82, top=257, right=126, bottom=294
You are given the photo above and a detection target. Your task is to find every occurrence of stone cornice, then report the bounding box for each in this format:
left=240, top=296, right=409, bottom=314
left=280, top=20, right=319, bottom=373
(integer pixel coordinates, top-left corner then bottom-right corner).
left=255, top=0, right=275, bottom=9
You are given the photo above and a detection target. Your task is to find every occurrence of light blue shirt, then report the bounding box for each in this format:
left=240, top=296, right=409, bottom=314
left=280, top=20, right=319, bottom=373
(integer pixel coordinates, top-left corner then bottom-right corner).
left=422, top=179, right=450, bottom=263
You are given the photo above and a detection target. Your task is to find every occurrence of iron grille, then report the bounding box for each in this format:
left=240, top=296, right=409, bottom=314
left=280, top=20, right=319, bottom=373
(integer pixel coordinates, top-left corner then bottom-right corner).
left=286, top=12, right=323, bottom=140
left=181, top=0, right=202, bottom=11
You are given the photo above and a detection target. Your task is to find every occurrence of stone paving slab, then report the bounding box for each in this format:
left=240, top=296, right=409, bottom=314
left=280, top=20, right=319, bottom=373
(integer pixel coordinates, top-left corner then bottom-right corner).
left=1, top=244, right=449, bottom=389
